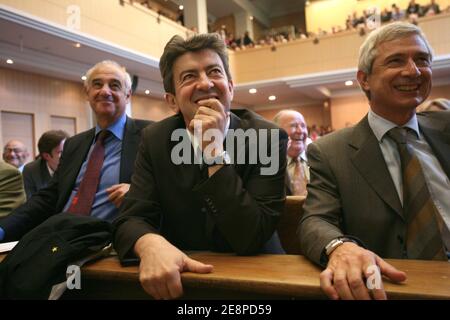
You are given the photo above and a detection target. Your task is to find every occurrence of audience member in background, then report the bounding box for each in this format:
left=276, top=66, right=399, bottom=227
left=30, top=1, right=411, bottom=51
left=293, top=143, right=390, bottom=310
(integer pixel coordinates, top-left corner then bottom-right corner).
left=0, top=60, right=151, bottom=242
left=417, top=98, right=450, bottom=112
left=0, top=161, right=26, bottom=218
left=274, top=110, right=310, bottom=196
left=425, top=0, right=440, bottom=16
left=113, top=33, right=287, bottom=300
left=22, top=130, right=69, bottom=199
left=2, top=140, right=29, bottom=172
left=299, top=22, right=450, bottom=300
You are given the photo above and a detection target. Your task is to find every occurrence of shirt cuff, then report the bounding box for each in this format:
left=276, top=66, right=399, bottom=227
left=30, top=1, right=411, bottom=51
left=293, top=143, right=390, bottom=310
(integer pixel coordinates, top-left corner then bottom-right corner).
left=0, top=227, right=4, bottom=241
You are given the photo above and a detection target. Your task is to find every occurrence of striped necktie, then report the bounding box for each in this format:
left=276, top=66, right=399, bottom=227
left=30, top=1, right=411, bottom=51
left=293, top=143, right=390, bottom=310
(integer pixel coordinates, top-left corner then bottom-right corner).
left=68, top=130, right=110, bottom=216
left=387, top=127, right=447, bottom=260
left=291, top=157, right=307, bottom=196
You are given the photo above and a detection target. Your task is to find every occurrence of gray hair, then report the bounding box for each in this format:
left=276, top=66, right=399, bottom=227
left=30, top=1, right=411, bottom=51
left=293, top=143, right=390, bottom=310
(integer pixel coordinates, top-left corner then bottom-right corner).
left=83, top=60, right=132, bottom=92
left=358, top=22, right=433, bottom=75
left=159, top=33, right=232, bottom=95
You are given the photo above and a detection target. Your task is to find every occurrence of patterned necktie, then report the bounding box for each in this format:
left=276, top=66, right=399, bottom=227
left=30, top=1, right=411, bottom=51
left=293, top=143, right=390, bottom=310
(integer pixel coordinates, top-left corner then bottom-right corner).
left=387, top=127, right=446, bottom=260
left=68, top=130, right=110, bottom=216
left=291, top=157, right=307, bottom=196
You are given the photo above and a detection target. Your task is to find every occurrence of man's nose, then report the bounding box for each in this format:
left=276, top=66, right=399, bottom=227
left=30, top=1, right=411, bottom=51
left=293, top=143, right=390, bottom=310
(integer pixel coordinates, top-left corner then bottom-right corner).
left=402, top=59, right=421, bottom=77
left=99, top=84, right=112, bottom=95
left=196, top=73, right=214, bottom=90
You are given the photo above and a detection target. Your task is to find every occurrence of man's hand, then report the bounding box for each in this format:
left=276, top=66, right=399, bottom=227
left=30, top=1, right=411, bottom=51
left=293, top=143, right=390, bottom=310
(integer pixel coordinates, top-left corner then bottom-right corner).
left=188, top=98, right=229, bottom=154
left=320, top=242, right=407, bottom=300
left=134, top=233, right=214, bottom=300
left=106, top=183, right=130, bottom=208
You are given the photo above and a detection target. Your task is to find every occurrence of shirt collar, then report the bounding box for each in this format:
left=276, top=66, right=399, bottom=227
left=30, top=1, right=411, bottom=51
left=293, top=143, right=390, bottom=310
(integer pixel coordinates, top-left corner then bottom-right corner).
left=46, top=162, right=55, bottom=177
left=95, top=112, right=127, bottom=141
left=287, top=150, right=307, bottom=165
left=368, top=108, right=420, bottom=142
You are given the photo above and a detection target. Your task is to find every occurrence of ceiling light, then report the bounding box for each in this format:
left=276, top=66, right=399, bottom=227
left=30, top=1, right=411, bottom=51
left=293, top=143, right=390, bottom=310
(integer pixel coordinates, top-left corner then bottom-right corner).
left=145, top=90, right=150, bottom=95
left=345, top=80, right=353, bottom=86
left=249, top=16, right=254, bottom=21
left=268, top=95, right=276, bottom=101
left=74, top=43, right=81, bottom=48
left=249, top=88, right=257, bottom=94
left=179, top=5, right=184, bottom=10
left=81, top=75, right=87, bottom=81
left=6, top=59, right=13, bottom=64
left=305, top=1, right=311, bottom=6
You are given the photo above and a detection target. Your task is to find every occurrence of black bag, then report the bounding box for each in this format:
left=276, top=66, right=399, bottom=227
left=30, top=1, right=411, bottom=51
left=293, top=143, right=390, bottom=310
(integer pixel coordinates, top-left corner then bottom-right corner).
left=0, top=213, right=111, bottom=299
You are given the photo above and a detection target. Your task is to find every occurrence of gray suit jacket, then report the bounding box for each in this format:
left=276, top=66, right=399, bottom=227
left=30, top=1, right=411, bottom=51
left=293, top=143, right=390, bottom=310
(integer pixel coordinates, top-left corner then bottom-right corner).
left=299, top=111, right=450, bottom=265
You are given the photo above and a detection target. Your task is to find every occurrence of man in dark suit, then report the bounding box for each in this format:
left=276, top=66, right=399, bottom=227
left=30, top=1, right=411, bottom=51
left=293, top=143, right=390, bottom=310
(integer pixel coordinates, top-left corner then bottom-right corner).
left=299, top=22, right=450, bottom=300
left=113, top=33, right=287, bottom=300
left=23, top=130, right=69, bottom=199
left=0, top=60, right=150, bottom=242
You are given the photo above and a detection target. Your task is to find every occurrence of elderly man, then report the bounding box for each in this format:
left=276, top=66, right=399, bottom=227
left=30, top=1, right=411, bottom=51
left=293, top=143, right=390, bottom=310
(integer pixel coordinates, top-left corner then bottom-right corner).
left=113, top=33, right=287, bottom=300
left=0, top=60, right=151, bottom=242
left=274, top=110, right=310, bottom=196
left=299, top=22, right=450, bottom=300
left=2, top=140, right=29, bottom=172
left=22, top=130, right=69, bottom=199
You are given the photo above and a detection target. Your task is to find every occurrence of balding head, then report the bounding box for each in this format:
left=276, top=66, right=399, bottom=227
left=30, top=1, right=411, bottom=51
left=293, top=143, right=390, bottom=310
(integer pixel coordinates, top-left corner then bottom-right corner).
left=274, top=110, right=308, bottom=158
left=3, top=140, right=29, bottom=169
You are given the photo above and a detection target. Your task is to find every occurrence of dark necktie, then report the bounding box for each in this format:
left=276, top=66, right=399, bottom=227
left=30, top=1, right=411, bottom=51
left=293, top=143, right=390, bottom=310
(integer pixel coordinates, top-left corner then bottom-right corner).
left=68, top=130, right=110, bottom=216
left=387, top=127, right=446, bottom=260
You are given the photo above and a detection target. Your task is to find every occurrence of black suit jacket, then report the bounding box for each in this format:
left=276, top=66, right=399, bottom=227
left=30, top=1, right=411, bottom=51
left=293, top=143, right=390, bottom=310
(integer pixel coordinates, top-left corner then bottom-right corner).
left=299, top=111, right=450, bottom=265
left=113, top=109, right=288, bottom=260
left=0, top=117, right=151, bottom=242
left=22, top=158, right=51, bottom=199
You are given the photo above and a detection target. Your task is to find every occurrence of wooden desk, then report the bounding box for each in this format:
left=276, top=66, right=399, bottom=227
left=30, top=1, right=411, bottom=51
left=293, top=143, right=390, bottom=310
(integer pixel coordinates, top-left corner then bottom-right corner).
left=1, top=252, right=449, bottom=299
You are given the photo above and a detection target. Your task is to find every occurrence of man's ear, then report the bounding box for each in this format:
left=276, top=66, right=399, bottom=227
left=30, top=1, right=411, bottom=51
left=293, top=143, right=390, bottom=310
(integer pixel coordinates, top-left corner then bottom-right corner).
left=357, top=70, right=370, bottom=92
left=41, top=152, right=51, bottom=162
left=165, top=93, right=180, bottom=114
left=228, top=79, right=234, bottom=101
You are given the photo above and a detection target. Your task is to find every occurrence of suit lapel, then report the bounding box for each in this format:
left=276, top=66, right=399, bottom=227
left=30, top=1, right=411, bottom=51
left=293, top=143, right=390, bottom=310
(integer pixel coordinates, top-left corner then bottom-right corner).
left=419, top=115, right=450, bottom=178
left=349, top=116, right=403, bottom=219
left=120, top=117, right=140, bottom=183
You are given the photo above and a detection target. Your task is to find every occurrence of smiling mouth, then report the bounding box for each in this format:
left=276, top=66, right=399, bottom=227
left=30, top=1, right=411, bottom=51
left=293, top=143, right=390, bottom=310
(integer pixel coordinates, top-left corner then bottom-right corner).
left=194, top=96, right=219, bottom=104
left=395, top=84, right=420, bottom=92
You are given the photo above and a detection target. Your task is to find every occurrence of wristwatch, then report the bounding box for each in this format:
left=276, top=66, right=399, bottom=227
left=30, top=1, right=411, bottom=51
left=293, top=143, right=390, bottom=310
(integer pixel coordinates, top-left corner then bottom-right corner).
left=324, top=237, right=356, bottom=257
left=204, top=150, right=231, bottom=166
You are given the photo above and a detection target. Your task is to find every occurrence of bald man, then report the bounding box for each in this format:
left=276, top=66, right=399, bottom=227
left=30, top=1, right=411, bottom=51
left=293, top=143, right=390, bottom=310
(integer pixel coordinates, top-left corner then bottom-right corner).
left=274, top=110, right=310, bottom=196
left=3, top=140, right=29, bottom=172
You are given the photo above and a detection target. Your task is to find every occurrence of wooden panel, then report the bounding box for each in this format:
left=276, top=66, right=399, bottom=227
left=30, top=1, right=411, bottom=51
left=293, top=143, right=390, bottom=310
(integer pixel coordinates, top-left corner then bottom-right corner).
left=1, top=111, right=35, bottom=160
left=131, top=94, right=175, bottom=122
left=50, top=116, right=77, bottom=136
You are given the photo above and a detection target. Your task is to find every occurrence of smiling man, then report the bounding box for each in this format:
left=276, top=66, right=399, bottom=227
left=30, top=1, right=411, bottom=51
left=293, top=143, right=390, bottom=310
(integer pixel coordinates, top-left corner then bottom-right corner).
left=299, top=22, right=450, bottom=300
left=113, top=33, right=288, bottom=300
left=274, top=110, right=310, bottom=196
left=0, top=60, right=150, bottom=242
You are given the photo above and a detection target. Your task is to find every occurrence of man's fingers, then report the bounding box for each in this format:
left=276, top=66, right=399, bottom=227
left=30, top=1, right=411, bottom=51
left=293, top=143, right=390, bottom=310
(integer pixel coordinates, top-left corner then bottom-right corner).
left=320, top=269, right=339, bottom=300
left=184, top=257, right=214, bottom=274
left=166, top=272, right=183, bottom=299
left=333, top=269, right=355, bottom=300
left=376, top=255, right=407, bottom=283
left=347, top=267, right=371, bottom=300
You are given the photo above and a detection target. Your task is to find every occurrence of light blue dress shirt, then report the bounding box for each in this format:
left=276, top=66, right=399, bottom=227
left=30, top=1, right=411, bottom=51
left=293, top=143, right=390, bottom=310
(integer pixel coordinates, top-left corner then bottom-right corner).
left=63, top=113, right=126, bottom=221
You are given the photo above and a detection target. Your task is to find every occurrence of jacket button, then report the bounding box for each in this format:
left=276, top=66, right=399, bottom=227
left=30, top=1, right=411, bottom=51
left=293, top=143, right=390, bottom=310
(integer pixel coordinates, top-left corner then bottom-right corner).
left=201, top=207, right=207, bottom=213
left=397, top=235, right=404, bottom=244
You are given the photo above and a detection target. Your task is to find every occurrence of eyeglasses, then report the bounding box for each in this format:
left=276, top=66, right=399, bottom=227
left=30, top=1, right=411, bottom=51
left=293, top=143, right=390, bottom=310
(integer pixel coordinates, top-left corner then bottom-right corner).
left=4, top=147, right=25, bottom=154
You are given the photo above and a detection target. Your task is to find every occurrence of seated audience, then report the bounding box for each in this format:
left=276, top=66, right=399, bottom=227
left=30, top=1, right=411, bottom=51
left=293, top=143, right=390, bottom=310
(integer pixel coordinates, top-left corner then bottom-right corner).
left=299, top=22, right=450, bottom=300
left=0, top=60, right=151, bottom=242
left=274, top=110, right=310, bottom=196
left=2, top=140, right=29, bottom=172
left=22, top=130, right=69, bottom=199
left=0, top=161, right=26, bottom=218
left=113, top=33, right=288, bottom=300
